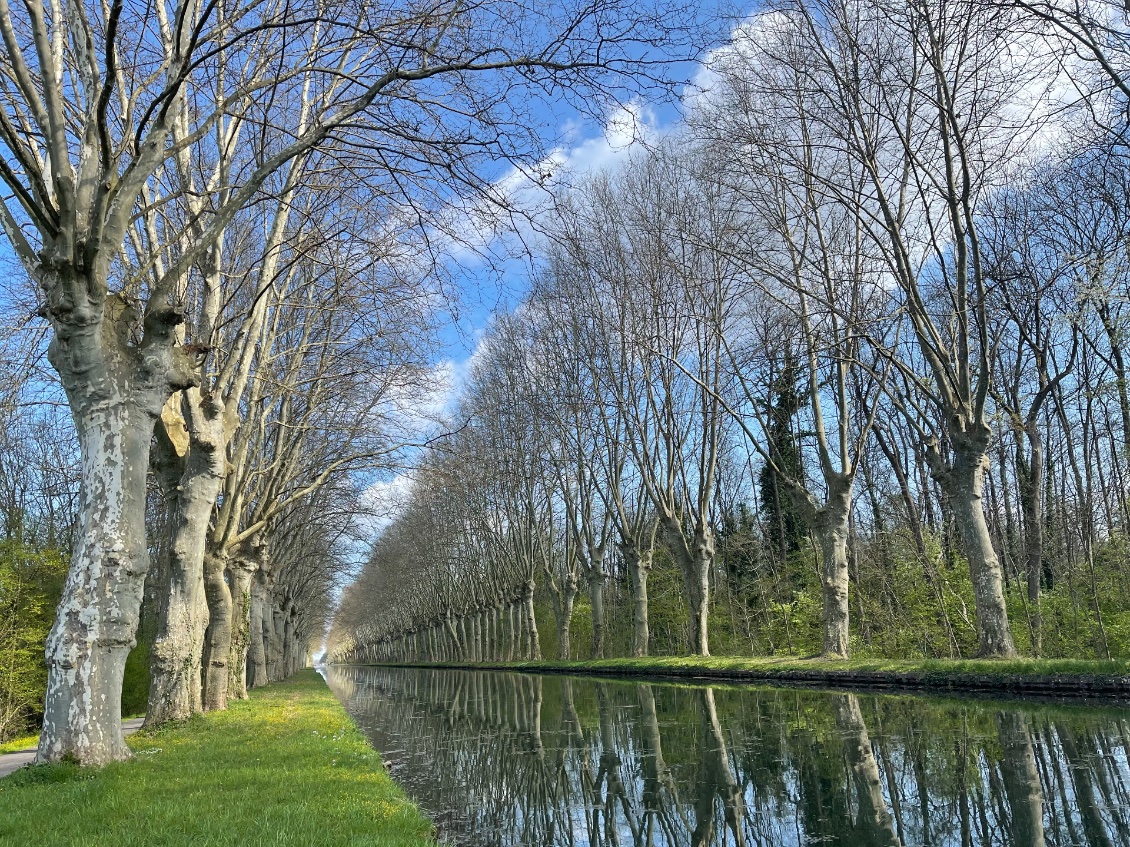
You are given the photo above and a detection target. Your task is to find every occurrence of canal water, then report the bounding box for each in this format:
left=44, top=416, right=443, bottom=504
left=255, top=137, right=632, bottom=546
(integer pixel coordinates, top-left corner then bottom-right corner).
left=323, top=664, right=1130, bottom=846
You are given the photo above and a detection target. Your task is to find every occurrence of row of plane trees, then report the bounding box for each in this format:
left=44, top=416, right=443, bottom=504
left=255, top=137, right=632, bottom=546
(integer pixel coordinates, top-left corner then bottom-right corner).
left=0, top=190, right=439, bottom=729
left=330, top=0, right=1130, bottom=667
left=0, top=0, right=694, bottom=764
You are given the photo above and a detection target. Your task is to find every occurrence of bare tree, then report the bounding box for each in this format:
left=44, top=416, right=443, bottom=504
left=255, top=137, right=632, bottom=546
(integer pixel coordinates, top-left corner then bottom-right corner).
left=742, top=0, right=1058, bottom=656
left=0, top=0, right=695, bottom=762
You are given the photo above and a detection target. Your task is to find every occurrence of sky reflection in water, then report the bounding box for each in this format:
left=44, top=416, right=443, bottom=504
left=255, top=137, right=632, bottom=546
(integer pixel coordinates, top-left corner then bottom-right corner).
left=324, top=665, right=1130, bottom=846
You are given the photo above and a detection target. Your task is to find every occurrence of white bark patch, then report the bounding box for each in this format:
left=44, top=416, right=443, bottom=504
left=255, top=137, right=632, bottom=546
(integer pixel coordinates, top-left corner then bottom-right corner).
left=39, top=402, right=151, bottom=765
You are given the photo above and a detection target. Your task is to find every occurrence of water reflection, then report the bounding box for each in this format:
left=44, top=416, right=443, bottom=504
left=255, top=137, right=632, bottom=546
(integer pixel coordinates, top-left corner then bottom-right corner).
left=324, top=666, right=1130, bottom=846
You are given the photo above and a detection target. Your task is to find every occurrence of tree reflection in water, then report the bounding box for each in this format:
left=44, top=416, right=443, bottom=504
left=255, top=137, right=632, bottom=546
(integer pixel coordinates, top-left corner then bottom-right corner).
left=324, top=666, right=1130, bottom=847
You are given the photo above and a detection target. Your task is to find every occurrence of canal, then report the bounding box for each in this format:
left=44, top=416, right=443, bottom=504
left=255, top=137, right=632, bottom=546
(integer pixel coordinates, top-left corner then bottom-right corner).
left=323, top=664, right=1130, bottom=846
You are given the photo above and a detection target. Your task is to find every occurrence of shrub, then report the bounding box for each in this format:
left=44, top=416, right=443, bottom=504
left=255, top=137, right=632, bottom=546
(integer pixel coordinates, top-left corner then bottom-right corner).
left=0, top=541, right=66, bottom=741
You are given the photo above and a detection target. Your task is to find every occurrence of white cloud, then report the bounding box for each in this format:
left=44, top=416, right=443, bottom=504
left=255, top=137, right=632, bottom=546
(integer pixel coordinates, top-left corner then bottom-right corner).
left=551, top=100, right=663, bottom=179
left=436, top=100, right=667, bottom=266
left=413, top=330, right=489, bottom=421
left=356, top=473, right=415, bottom=537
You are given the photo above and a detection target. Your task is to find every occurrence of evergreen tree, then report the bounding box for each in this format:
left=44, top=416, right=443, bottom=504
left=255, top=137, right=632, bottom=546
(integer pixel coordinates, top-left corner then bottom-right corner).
left=759, top=351, right=808, bottom=560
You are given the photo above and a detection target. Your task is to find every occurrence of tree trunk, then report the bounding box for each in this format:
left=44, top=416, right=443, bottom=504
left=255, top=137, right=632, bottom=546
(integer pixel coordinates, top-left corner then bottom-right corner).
left=226, top=553, right=259, bottom=700
left=524, top=580, right=542, bottom=660
left=479, top=613, right=489, bottom=662
left=625, top=544, right=651, bottom=658
left=934, top=428, right=1017, bottom=657
left=489, top=607, right=499, bottom=661
left=667, top=520, right=714, bottom=656
left=1020, top=424, right=1045, bottom=655
left=247, top=574, right=270, bottom=688
left=146, top=391, right=225, bottom=725
left=201, top=550, right=234, bottom=710
left=816, top=480, right=853, bottom=659
left=507, top=603, right=517, bottom=661
left=38, top=397, right=156, bottom=764
left=38, top=293, right=197, bottom=764
left=282, top=607, right=295, bottom=677
left=445, top=616, right=458, bottom=661
left=588, top=571, right=606, bottom=659
left=555, top=584, right=576, bottom=660
left=35, top=269, right=198, bottom=764
left=269, top=603, right=286, bottom=681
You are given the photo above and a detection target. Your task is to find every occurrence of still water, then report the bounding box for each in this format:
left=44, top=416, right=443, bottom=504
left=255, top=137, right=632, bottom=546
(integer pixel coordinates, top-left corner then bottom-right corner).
left=323, top=665, right=1130, bottom=846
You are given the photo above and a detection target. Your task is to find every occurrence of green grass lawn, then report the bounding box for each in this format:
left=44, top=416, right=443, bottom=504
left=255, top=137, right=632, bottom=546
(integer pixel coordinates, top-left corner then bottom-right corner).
left=0, top=670, right=434, bottom=847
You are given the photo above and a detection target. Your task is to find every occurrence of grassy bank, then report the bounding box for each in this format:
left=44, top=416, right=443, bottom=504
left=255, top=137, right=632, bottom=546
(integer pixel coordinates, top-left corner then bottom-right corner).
left=369, top=655, right=1130, bottom=698
left=0, top=670, right=434, bottom=847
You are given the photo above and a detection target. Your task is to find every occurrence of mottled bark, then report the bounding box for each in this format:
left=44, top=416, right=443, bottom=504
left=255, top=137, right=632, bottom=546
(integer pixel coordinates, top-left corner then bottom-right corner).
left=446, top=614, right=458, bottom=661
left=282, top=606, right=295, bottom=677
left=666, top=519, right=714, bottom=656
left=929, top=424, right=1017, bottom=657
left=816, top=479, right=853, bottom=659
left=201, top=550, right=233, bottom=711
left=554, top=580, right=577, bottom=661
left=488, top=606, right=500, bottom=661
left=625, top=544, right=652, bottom=657
left=39, top=295, right=197, bottom=765
left=226, top=551, right=259, bottom=700
left=457, top=616, right=468, bottom=661
left=470, top=612, right=481, bottom=662
left=268, top=602, right=286, bottom=681
left=507, top=603, right=517, bottom=661
left=39, top=402, right=154, bottom=764
left=588, top=571, right=606, bottom=659
left=247, top=571, right=271, bottom=688
left=524, top=581, right=541, bottom=660
left=146, top=390, right=226, bottom=726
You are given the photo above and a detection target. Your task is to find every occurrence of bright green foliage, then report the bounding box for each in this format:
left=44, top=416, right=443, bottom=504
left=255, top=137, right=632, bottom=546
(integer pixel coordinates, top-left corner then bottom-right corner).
left=526, top=520, right=1130, bottom=661
left=843, top=530, right=980, bottom=659
left=1015, top=533, right=1130, bottom=659
left=0, top=537, right=147, bottom=739
left=0, top=733, right=38, bottom=754
left=0, top=670, right=435, bottom=847
left=0, top=541, right=65, bottom=742
left=120, top=639, right=151, bottom=718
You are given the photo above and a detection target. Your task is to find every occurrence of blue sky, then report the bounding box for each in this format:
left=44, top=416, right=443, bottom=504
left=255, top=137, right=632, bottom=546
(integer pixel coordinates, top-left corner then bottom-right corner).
left=0, top=4, right=745, bottom=572
left=354, top=15, right=747, bottom=537
left=425, top=97, right=691, bottom=406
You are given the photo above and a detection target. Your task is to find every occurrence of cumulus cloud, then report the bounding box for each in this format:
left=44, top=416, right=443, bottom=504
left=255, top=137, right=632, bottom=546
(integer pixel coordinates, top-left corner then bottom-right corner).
left=435, top=100, right=667, bottom=266
left=356, top=473, right=415, bottom=537
left=551, top=100, right=663, bottom=179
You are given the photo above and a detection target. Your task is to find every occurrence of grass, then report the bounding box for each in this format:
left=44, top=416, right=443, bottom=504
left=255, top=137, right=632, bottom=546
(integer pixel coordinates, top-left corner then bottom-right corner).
left=503, top=654, right=1130, bottom=676
left=383, top=654, right=1130, bottom=687
left=0, top=669, right=434, bottom=847
left=0, top=733, right=38, bottom=755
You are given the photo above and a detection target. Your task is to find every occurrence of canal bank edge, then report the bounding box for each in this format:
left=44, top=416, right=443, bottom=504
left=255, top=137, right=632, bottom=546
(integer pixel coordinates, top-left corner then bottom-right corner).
left=0, top=669, right=435, bottom=847
left=346, top=657, right=1130, bottom=701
